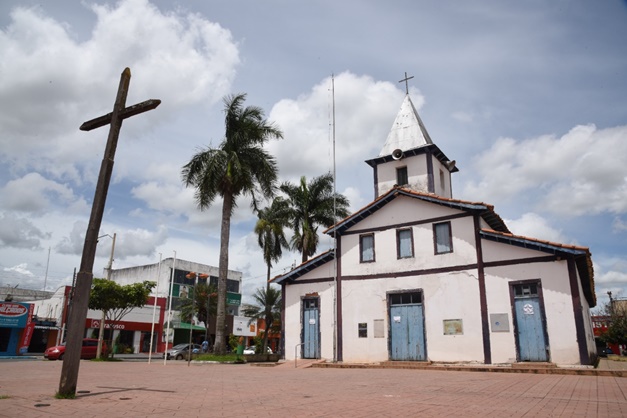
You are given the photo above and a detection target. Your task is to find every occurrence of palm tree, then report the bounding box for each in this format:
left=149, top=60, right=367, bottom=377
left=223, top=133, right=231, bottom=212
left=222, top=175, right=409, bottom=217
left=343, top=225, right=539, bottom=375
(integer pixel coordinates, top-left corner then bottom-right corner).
left=241, top=286, right=282, bottom=354
left=254, top=198, right=290, bottom=353
left=182, top=93, right=283, bottom=354
left=280, top=173, right=351, bottom=263
left=255, top=198, right=290, bottom=285
left=178, top=283, right=218, bottom=345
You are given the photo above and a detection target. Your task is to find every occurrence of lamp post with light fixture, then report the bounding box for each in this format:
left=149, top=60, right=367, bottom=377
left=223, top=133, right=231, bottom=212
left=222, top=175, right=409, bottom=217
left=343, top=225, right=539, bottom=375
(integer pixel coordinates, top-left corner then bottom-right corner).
left=96, top=233, right=116, bottom=359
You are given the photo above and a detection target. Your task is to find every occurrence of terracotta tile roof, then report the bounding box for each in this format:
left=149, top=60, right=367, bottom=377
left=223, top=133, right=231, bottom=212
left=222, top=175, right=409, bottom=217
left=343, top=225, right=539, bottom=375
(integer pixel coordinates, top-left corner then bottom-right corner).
left=325, top=186, right=510, bottom=235
left=480, top=228, right=596, bottom=307
left=480, top=228, right=591, bottom=253
left=270, top=250, right=334, bottom=285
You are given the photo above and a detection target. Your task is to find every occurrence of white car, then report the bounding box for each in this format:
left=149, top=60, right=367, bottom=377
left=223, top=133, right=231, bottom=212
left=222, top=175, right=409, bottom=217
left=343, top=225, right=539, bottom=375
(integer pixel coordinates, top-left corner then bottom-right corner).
left=243, top=346, right=273, bottom=355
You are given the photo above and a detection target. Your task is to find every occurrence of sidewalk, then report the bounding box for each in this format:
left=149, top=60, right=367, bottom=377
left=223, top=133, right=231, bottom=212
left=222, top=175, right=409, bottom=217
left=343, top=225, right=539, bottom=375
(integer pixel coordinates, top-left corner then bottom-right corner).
left=0, top=358, right=625, bottom=417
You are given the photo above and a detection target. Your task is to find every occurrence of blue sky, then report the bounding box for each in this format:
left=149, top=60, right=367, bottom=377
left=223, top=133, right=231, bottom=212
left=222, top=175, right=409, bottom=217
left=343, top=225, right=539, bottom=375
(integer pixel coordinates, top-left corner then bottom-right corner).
left=0, top=0, right=626, bottom=307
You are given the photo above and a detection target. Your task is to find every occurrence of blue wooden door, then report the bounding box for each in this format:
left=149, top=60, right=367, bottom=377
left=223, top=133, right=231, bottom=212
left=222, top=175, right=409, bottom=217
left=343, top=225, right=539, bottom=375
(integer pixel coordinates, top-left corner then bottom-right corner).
left=514, top=289, right=548, bottom=362
left=390, top=302, right=425, bottom=361
left=302, top=299, right=320, bottom=359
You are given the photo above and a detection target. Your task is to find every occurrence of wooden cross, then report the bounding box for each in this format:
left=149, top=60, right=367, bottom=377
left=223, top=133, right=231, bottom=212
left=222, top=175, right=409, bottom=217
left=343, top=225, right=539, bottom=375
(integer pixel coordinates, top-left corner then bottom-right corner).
left=58, top=67, right=160, bottom=396
left=399, top=72, right=414, bottom=94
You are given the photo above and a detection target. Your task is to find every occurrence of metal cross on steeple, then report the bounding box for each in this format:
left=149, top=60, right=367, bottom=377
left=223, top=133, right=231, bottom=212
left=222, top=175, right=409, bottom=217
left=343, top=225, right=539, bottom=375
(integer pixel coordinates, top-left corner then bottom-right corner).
left=399, top=72, right=414, bottom=94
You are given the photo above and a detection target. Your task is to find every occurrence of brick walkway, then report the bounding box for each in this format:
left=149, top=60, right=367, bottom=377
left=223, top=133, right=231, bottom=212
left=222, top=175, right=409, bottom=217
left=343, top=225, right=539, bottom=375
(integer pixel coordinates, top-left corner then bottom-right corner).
left=0, top=359, right=626, bottom=417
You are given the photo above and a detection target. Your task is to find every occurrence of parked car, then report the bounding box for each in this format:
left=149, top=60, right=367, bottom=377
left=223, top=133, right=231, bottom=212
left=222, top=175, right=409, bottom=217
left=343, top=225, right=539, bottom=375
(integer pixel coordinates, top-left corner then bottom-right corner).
left=44, top=338, right=107, bottom=360
left=163, top=343, right=202, bottom=360
left=243, top=346, right=273, bottom=355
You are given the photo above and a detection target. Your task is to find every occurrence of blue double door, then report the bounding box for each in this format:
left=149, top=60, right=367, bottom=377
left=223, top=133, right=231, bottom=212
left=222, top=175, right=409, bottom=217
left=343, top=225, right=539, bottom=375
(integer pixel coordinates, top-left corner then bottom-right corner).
left=389, top=292, right=426, bottom=361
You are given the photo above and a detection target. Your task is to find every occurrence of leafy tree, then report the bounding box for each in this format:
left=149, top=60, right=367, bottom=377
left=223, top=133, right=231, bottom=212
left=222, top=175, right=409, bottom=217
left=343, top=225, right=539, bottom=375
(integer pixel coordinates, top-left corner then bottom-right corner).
left=599, top=299, right=627, bottom=346
left=182, top=93, right=283, bottom=354
left=178, top=282, right=218, bottom=344
left=89, top=279, right=155, bottom=357
left=280, top=173, right=350, bottom=263
left=241, top=286, right=281, bottom=354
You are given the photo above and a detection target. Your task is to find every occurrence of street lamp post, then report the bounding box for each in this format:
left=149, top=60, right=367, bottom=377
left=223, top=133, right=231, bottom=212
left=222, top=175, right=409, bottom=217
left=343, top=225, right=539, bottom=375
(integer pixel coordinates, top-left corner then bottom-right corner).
left=96, top=233, right=116, bottom=359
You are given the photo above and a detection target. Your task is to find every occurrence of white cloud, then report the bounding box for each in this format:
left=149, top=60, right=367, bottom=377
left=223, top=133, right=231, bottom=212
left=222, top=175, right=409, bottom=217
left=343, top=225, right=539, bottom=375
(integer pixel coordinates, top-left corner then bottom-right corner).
left=504, top=213, right=568, bottom=244
left=0, top=0, right=239, bottom=179
left=451, top=111, right=473, bottom=123
left=3, top=263, right=34, bottom=277
left=0, top=212, right=48, bottom=249
left=268, top=72, right=412, bottom=181
left=596, top=270, right=627, bottom=284
left=1, top=172, right=79, bottom=213
left=613, top=217, right=627, bottom=232
left=56, top=221, right=168, bottom=260
left=462, top=124, right=627, bottom=216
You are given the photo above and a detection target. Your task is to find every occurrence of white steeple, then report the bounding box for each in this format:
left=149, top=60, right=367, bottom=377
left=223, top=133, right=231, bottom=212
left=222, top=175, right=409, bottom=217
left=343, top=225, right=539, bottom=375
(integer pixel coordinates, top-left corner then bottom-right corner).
left=379, top=94, right=433, bottom=157
left=366, top=91, right=457, bottom=200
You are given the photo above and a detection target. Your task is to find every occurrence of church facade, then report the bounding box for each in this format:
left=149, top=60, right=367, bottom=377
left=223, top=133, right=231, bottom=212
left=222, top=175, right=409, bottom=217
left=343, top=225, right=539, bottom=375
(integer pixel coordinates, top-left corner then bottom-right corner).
left=273, top=94, right=597, bottom=366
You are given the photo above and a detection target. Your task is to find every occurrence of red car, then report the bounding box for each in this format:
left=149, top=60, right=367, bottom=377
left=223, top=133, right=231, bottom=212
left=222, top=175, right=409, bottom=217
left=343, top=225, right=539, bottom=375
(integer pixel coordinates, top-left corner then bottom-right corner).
left=44, top=338, right=107, bottom=360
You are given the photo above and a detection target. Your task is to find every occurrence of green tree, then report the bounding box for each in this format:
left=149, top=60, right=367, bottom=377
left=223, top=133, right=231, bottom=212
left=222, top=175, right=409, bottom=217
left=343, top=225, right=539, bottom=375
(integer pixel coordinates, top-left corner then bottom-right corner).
left=182, top=93, right=283, bottom=354
left=280, top=173, right=350, bottom=263
left=599, top=299, right=627, bottom=346
left=89, top=279, right=155, bottom=357
left=178, top=283, right=218, bottom=344
left=241, top=286, right=282, bottom=354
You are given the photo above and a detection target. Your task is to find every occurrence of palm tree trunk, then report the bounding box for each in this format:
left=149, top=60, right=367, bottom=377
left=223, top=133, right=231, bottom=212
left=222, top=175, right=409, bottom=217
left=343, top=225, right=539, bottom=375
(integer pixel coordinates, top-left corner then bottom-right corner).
left=214, top=193, right=233, bottom=355
left=262, top=262, right=271, bottom=353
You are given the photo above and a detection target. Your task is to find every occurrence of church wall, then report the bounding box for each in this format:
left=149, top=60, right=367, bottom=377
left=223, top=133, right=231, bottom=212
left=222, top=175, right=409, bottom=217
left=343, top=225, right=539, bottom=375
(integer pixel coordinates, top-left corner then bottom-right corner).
left=484, top=259, right=581, bottom=364
left=282, top=275, right=335, bottom=361
left=346, top=196, right=461, bottom=233
left=339, top=270, right=485, bottom=363
left=576, top=268, right=597, bottom=359
left=341, top=201, right=478, bottom=277
left=431, top=155, right=453, bottom=198
left=376, top=156, right=429, bottom=196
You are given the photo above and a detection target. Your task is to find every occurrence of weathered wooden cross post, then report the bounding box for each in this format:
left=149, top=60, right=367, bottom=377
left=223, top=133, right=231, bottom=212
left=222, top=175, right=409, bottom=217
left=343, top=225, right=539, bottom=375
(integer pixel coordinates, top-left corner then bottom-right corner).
left=58, top=68, right=160, bottom=397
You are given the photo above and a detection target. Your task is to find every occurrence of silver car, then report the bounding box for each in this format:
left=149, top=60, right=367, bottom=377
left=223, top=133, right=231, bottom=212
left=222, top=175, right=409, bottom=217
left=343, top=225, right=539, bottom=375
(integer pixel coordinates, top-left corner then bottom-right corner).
left=163, top=343, right=202, bottom=360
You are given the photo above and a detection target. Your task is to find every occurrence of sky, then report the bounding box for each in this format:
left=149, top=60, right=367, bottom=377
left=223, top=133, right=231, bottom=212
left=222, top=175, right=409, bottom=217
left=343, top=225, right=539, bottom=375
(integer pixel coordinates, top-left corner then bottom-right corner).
left=0, top=0, right=626, bottom=309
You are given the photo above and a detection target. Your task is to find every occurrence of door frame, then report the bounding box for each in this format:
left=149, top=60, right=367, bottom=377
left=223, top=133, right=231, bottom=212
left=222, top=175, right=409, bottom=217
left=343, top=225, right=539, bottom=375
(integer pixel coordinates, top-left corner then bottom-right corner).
left=301, top=296, right=320, bottom=359
left=387, top=289, right=427, bottom=361
left=509, top=279, right=551, bottom=362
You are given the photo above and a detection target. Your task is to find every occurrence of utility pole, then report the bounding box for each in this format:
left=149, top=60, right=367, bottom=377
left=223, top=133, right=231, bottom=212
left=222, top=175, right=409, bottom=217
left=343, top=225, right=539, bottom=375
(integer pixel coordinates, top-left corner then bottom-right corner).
left=58, top=68, right=160, bottom=397
left=96, top=233, right=116, bottom=359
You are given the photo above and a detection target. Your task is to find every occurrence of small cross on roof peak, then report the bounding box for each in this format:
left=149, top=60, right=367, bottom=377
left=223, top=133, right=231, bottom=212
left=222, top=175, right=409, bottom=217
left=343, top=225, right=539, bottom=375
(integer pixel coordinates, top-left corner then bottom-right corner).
left=399, top=72, right=414, bottom=94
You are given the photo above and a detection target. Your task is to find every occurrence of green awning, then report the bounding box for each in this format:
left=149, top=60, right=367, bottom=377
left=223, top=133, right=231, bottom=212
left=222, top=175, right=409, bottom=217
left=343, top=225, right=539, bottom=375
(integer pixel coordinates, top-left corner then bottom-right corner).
left=175, top=322, right=206, bottom=331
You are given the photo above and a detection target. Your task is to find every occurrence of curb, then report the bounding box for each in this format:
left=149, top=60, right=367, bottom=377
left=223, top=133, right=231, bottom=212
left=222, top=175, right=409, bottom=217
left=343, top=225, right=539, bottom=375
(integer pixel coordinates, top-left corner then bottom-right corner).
left=311, top=362, right=627, bottom=377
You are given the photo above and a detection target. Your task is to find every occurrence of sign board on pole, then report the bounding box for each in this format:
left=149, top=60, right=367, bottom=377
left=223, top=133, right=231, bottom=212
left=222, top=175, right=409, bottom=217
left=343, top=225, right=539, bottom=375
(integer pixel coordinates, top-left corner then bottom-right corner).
left=232, top=316, right=257, bottom=337
left=226, top=292, right=241, bottom=306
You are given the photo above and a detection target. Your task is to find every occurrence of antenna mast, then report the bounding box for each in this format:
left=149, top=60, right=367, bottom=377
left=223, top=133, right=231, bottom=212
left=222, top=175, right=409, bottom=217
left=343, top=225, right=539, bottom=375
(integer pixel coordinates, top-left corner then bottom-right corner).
left=331, top=74, right=338, bottom=363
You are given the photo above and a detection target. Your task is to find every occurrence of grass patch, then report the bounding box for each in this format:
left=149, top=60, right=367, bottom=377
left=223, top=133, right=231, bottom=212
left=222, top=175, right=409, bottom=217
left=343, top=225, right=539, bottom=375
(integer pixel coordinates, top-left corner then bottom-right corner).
left=194, top=353, right=245, bottom=363
left=91, top=357, right=122, bottom=362
left=0, top=395, right=10, bottom=399
left=55, top=392, right=76, bottom=400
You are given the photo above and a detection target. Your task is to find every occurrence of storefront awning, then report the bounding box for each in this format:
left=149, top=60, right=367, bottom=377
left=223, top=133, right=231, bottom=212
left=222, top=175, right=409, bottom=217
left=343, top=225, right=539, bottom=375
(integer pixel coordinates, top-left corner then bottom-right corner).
left=175, top=322, right=206, bottom=331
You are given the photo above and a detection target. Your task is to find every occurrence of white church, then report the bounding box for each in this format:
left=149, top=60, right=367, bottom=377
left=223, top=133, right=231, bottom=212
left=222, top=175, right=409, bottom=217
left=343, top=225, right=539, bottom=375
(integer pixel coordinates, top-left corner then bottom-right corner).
left=273, top=92, right=597, bottom=366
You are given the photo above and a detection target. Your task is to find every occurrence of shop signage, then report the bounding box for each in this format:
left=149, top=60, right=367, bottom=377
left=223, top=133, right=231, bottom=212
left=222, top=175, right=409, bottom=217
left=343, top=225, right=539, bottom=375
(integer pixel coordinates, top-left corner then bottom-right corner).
left=0, top=302, right=31, bottom=328
left=232, top=316, right=256, bottom=337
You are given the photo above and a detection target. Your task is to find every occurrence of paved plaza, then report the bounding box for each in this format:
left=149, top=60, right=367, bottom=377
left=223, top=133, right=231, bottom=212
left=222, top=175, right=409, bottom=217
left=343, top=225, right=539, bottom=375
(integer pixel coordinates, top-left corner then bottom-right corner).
left=0, top=359, right=626, bottom=417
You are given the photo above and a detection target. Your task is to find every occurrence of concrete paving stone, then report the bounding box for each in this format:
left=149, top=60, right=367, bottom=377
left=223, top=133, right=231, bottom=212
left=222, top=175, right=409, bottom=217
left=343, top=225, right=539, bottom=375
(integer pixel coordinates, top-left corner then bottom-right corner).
left=0, top=359, right=626, bottom=417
